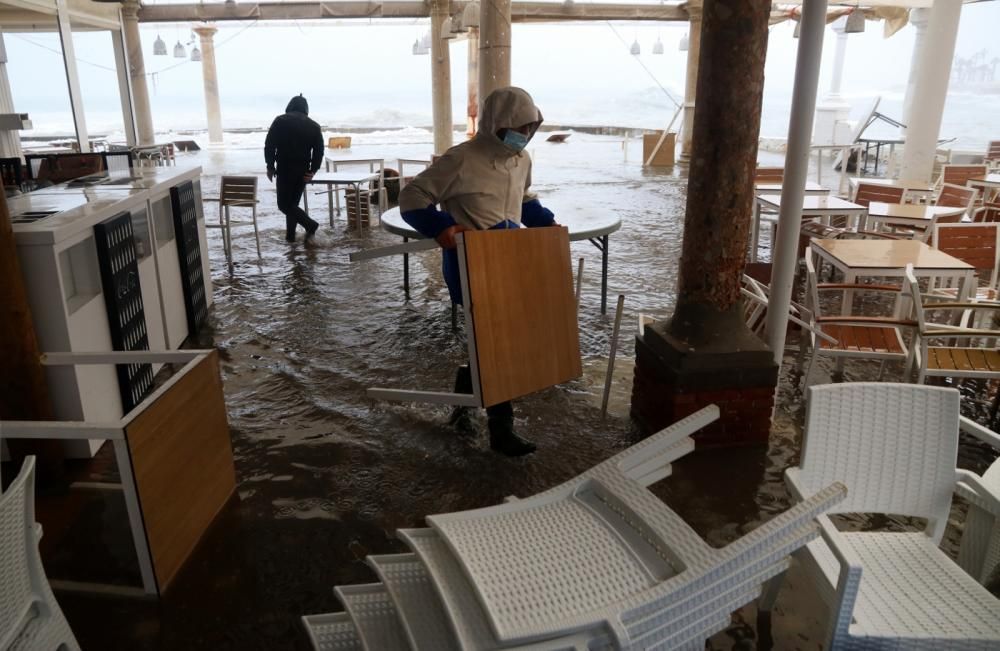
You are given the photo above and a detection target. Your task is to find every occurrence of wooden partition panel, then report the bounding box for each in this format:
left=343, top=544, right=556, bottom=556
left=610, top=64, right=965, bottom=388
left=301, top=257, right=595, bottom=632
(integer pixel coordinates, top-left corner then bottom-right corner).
left=125, top=351, right=235, bottom=592
left=463, top=227, right=582, bottom=407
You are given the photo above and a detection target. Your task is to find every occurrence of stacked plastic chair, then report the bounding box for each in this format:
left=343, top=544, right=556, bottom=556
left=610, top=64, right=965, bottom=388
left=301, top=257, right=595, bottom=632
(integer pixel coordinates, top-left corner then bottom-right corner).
left=303, top=406, right=847, bottom=650
left=0, top=457, right=80, bottom=651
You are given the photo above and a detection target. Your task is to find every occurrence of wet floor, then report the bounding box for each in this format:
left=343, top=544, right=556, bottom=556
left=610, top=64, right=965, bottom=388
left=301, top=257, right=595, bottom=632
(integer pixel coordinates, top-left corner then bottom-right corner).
left=14, top=133, right=1000, bottom=650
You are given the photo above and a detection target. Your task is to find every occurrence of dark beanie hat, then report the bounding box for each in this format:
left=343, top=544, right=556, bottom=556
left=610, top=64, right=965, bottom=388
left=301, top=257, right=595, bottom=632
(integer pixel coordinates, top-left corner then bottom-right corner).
left=286, top=95, right=309, bottom=115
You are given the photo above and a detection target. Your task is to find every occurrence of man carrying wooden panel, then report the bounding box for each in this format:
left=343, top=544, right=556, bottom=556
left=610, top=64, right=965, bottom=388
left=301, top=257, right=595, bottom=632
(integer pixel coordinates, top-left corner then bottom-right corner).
left=398, top=87, right=560, bottom=457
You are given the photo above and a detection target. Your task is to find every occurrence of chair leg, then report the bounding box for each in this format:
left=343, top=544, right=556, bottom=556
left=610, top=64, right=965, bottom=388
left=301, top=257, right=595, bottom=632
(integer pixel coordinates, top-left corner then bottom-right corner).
left=876, top=360, right=886, bottom=381
left=225, top=206, right=233, bottom=273
left=252, top=206, right=261, bottom=258
left=803, top=348, right=820, bottom=388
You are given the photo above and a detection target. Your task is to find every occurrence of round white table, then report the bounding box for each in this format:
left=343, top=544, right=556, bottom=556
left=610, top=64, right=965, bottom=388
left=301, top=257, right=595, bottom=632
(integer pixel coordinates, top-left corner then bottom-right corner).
left=380, top=207, right=622, bottom=313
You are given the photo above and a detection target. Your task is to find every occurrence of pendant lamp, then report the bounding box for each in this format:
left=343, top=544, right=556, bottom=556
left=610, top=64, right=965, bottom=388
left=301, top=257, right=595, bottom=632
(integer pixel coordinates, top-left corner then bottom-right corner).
left=173, top=40, right=186, bottom=58
left=679, top=33, right=689, bottom=51
left=844, top=9, right=865, bottom=33
left=462, top=1, right=480, bottom=28
left=653, top=35, right=664, bottom=54
left=190, top=46, right=202, bottom=62
left=153, top=34, right=167, bottom=56
left=630, top=38, right=640, bottom=56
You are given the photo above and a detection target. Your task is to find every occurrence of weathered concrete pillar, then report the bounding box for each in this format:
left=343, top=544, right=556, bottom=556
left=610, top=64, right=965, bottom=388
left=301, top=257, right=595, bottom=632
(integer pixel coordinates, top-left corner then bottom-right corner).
left=193, top=25, right=224, bottom=145
left=479, top=0, right=511, bottom=102
left=900, top=8, right=931, bottom=136
left=467, top=28, right=479, bottom=138
left=813, top=22, right=850, bottom=145
left=679, top=0, right=703, bottom=160
left=430, top=0, right=453, bottom=154
left=55, top=0, right=89, bottom=153
left=631, top=0, right=776, bottom=447
left=0, top=32, right=23, bottom=160
left=899, top=0, right=961, bottom=183
left=121, top=0, right=155, bottom=146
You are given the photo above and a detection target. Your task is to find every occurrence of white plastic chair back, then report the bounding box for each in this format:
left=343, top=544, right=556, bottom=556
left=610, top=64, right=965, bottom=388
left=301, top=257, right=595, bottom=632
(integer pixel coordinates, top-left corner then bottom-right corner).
left=797, top=383, right=959, bottom=542
left=0, top=457, right=79, bottom=651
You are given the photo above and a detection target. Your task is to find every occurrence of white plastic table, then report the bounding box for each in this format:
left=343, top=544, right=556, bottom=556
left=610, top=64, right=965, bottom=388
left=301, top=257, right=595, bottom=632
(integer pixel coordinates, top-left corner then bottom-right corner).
left=968, top=174, right=1000, bottom=203
left=304, top=171, right=380, bottom=228
left=325, top=157, right=388, bottom=211
left=380, top=207, right=622, bottom=314
left=752, top=193, right=868, bottom=262
left=754, top=181, right=829, bottom=196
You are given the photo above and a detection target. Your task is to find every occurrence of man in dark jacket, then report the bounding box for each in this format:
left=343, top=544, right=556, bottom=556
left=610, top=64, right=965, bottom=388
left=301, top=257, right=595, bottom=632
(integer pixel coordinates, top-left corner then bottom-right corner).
left=264, top=95, right=324, bottom=242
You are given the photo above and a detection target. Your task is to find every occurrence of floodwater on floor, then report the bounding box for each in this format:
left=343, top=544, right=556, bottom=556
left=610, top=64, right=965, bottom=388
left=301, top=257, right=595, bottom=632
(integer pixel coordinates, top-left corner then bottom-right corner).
left=18, top=132, right=1000, bottom=650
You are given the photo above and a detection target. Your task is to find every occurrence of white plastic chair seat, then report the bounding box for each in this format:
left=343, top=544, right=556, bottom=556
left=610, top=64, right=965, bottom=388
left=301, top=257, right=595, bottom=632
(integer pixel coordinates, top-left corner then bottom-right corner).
left=334, top=583, right=409, bottom=651
left=366, top=553, right=459, bottom=651
left=806, top=531, right=1000, bottom=645
left=302, top=612, right=362, bottom=651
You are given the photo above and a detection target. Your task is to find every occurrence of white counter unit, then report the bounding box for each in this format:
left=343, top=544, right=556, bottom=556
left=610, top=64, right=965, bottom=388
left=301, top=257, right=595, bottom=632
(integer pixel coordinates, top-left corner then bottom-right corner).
left=9, top=166, right=211, bottom=457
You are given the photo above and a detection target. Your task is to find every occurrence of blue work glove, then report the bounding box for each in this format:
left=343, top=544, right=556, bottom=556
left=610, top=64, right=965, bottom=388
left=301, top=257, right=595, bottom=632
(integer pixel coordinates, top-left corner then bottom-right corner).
left=521, top=199, right=556, bottom=228
left=401, top=204, right=458, bottom=240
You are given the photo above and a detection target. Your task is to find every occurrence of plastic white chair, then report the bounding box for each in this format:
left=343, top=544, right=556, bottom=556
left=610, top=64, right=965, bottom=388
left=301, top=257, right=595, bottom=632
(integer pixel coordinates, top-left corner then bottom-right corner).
left=785, top=383, right=1000, bottom=650
left=955, top=417, right=1000, bottom=585
left=303, top=407, right=848, bottom=650
left=0, top=457, right=80, bottom=651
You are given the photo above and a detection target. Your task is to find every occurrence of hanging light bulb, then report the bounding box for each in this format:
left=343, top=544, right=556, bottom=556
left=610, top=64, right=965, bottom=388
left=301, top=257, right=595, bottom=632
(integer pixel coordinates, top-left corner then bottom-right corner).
left=679, top=33, right=689, bottom=51
left=630, top=37, right=640, bottom=56
left=652, top=35, right=664, bottom=55
left=190, top=45, right=202, bottom=62
left=173, top=40, right=187, bottom=58
left=153, top=34, right=167, bottom=56
left=793, top=20, right=801, bottom=38
left=844, top=9, right=866, bottom=33
left=462, top=1, right=480, bottom=29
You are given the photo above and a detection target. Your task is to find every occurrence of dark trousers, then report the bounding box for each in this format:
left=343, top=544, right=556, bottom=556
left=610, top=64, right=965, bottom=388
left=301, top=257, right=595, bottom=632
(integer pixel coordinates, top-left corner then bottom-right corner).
left=276, top=173, right=318, bottom=241
left=455, top=366, right=513, bottom=420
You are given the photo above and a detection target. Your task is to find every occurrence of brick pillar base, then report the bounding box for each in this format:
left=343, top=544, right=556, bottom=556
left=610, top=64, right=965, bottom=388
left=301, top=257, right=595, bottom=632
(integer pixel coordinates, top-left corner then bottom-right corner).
left=631, top=311, right=778, bottom=447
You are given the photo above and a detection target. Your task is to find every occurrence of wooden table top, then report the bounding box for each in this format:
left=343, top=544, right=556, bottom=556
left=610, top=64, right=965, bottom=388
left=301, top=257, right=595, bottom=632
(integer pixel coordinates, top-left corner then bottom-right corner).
left=812, top=239, right=974, bottom=271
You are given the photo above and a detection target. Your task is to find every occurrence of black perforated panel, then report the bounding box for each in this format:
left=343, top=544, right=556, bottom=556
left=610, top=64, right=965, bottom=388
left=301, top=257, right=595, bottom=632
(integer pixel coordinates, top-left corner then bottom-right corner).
left=93, top=211, right=154, bottom=413
left=170, top=180, right=207, bottom=336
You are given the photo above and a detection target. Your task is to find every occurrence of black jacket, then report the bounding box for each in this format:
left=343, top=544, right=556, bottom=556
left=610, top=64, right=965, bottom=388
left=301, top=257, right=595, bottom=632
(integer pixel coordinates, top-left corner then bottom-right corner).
left=264, top=98, right=324, bottom=175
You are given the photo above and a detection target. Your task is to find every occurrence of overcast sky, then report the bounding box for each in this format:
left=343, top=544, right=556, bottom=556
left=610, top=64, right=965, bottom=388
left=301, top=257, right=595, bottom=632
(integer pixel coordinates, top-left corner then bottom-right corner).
left=3, top=1, right=999, bottom=134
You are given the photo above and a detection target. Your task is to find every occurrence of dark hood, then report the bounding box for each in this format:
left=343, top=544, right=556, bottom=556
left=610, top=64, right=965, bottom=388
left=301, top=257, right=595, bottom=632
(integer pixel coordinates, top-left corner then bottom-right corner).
left=286, top=95, right=309, bottom=115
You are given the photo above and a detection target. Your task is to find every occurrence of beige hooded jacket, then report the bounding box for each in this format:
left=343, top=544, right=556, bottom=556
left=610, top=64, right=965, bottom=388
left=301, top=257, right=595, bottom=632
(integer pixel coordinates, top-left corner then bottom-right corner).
left=398, top=87, right=543, bottom=230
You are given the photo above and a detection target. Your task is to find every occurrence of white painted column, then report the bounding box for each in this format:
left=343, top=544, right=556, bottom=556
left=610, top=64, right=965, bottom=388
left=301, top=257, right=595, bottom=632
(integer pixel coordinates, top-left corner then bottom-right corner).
left=430, top=0, right=453, bottom=154
left=55, top=0, right=90, bottom=153
left=766, top=0, right=827, bottom=365
left=899, top=0, right=962, bottom=183
left=479, top=0, right=511, bottom=102
left=900, top=8, right=931, bottom=135
left=193, top=25, right=224, bottom=145
left=0, top=32, right=23, bottom=160
left=111, top=22, right=138, bottom=147
left=121, top=0, right=155, bottom=145
left=813, top=22, right=851, bottom=145
left=679, top=0, right=702, bottom=160
left=467, top=28, right=479, bottom=138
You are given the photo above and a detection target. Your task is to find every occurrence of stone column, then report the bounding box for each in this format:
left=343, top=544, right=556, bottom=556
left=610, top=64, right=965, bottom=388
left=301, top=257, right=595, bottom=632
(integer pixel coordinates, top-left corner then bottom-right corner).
left=0, top=32, right=23, bottom=159
left=631, top=0, right=776, bottom=447
left=467, top=28, right=479, bottom=138
left=55, top=0, right=89, bottom=153
left=900, top=8, right=931, bottom=136
left=679, top=0, right=703, bottom=160
left=812, top=22, right=850, bottom=145
left=121, top=0, right=155, bottom=145
left=430, top=0, right=453, bottom=154
left=194, top=25, right=224, bottom=145
left=479, top=0, right=511, bottom=102
left=899, top=0, right=962, bottom=183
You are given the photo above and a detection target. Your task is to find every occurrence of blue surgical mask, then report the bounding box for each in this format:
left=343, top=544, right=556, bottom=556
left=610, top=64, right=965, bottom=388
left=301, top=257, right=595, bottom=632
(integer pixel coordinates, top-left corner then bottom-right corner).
left=502, top=130, right=530, bottom=152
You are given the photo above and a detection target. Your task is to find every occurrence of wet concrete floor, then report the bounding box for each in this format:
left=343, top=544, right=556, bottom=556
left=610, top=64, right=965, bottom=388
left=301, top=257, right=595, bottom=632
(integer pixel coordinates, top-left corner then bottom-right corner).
left=11, top=134, right=1000, bottom=650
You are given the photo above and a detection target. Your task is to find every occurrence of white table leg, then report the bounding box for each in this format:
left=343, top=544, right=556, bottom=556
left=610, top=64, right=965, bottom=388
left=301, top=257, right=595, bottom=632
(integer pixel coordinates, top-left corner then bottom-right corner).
left=751, top=200, right=761, bottom=263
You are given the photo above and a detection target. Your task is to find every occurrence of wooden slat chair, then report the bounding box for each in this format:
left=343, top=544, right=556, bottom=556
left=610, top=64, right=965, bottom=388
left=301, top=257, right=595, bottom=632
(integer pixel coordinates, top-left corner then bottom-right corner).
left=204, top=175, right=261, bottom=270
left=975, top=201, right=1000, bottom=223
left=754, top=166, right=784, bottom=184
left=986, top=141, right=1000, bottom=170
left=936, top=182, right=979, bottom=216
left=851, top=181, right=905, bottom=208
left=344, top=187, right=372, bottom=229
left=904, top=263, right=1000, bottom=385
left=929, top=222, right=1000, bottom=306
left=939, top=163, right=988, bottom=196
left=800, top=255, right=915, bottom=386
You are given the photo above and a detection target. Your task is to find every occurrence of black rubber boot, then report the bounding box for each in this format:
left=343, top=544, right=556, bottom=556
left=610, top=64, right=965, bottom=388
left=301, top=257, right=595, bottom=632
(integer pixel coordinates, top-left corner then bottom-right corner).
left=488, top=417, right=536, bottom=457
left=450, top=366, right=476, bottom=436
